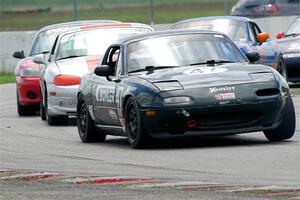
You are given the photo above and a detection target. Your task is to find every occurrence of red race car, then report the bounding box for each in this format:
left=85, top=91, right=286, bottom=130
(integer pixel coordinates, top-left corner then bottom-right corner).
left=13, top=20, right=119, bottom=116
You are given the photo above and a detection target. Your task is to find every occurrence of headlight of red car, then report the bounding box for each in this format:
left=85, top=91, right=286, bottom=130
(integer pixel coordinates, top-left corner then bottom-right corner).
left=20, top=68, right=40, bottom=77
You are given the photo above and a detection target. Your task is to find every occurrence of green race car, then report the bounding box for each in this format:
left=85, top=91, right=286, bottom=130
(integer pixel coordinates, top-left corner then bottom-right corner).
left=77, top=30, right=296, bottom=149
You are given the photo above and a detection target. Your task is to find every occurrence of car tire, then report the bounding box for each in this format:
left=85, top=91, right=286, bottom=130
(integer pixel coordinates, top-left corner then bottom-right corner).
left=124, top=97, right=150, bottom=149
left=17, top=92, right=35, bottom=116
left=40, top=90, right=46, bottom=121
left=44, top=88, right=68, bottom=126
left=263, top=94, right=295, bottom=142
left=77, top=98, right=106, bottom=143
left=47, top=114, right=68, bottom=126
left=277, top=57, right=288, bottom=81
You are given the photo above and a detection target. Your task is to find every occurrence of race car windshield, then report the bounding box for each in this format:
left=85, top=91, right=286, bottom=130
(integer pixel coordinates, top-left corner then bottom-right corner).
left=55, top=27, right=151, bottom=61
left=127, top=33, right=247, bottom=73
left=172, top=19, right=248, bottom=42
left=30, top=26, right=79, bottom=56
left=286, top=20, right=300, bottom=36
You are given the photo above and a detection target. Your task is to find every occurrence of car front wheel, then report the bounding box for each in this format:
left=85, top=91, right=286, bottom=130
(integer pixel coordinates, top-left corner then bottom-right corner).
left=125, top=97, right=150, bottom=149
left=17, top=92, right=36, bottom=116
left=277, top=58, right=288, bottom=81
left=263, top=94, right=295, bottom=142
left=40, top=90, right=46, bottom=120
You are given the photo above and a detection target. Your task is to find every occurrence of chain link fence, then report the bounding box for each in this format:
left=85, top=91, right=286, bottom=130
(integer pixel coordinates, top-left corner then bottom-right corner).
left=0, top=0, right=237, bottom=31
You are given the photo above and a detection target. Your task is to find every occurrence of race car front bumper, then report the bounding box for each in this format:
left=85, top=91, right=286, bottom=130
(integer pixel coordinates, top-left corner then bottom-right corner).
left=140, top=97, right=286, bottom=138
left=47, top=84, right=79, bottom=116
left=16, top=76, right=40, bottom=105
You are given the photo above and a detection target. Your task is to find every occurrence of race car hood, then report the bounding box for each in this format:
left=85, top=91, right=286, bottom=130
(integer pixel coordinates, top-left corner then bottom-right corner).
left=276, top=37, right=300, bottom=54
left=135, top=63, right=274, bottom=89
left=55, top=55, right=102, bottom=77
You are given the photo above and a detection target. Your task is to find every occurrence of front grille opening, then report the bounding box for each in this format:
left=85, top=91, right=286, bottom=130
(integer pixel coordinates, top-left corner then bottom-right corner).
left=256, top=88, right=280, bottom=97
left=197, top=111, right=261, bottom=127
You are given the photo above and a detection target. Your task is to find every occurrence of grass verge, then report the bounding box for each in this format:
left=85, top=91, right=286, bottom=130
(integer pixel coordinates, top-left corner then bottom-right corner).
left=0, top=73, right=15, bottom=84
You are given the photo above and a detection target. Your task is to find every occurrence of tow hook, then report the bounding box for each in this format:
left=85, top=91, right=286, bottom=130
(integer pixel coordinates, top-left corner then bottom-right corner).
left=181, top=109, right=190, bottom=117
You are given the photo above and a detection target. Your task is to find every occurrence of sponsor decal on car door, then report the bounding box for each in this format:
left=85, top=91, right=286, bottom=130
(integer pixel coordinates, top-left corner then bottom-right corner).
left=92, top=77, right=119, bottom=126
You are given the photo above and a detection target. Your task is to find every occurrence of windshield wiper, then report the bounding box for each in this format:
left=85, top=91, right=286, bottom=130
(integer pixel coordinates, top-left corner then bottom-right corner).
left=56, top=55, right=85, bottom=61
left=190, top=59, right=235, bottom=66
left=129, top=65, right=176, bottom=73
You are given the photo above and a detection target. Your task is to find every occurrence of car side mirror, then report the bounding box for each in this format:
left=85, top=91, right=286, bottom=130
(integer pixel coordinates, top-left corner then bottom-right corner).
left=246, top=52, right=260, bottom=63
left=33, top=54, right=47, bottom=65
left=256, top=32, right=270, bottom=43
left=94, top=65, right=114, bottom=79
left=12, top=50, right=25, bottom=59
left=276, top=32, right=285, bottom=39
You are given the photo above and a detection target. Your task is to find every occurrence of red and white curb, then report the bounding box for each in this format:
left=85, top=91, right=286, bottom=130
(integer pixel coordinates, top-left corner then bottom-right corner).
left=1, top=170, right=299, bottom=198
left=63, top=176, right=159, bottom=185
left=0, top=172, right=63, bottom=181
left=129, top=181, right=224, bottom=188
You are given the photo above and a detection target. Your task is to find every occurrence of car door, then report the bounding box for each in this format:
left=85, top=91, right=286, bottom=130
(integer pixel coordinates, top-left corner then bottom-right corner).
left=248, top=21, right=278, bottom=66
left=91, top=46, right=121, bottom=126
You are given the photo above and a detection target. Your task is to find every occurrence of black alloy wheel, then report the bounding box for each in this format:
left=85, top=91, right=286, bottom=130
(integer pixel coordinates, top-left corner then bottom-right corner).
left=125, top=97, right=150, bottom=148
left=128, top=102, right=138, bottom=141
left=76, top=98, right=106, bottom=143
left=78, top=101, right=87, bottom=136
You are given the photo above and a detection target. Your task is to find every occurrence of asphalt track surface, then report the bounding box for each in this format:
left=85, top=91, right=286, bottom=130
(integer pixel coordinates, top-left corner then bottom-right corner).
left=0, top=83, right=299, bottom=199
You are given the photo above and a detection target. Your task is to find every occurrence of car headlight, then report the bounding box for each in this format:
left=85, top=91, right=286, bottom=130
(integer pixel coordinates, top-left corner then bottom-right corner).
left=250, top=72, right=274, bottom=81
left=20, top=67, right=39, bottom=77
left=269, top=68, right=289, bottom=94
left=153, top=81, right=183, bottom=91
left=163, top=96, right=192, bottom=104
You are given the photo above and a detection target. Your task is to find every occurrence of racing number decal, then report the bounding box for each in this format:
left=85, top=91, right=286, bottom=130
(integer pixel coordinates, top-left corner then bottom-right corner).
left=95, top=83, right=125, bottom=107
left=95, top=85, right=125, bottom=105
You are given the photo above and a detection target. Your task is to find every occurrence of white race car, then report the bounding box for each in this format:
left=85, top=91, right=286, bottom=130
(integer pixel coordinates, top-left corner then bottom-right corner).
left=13, top=20, right=119, bottom=116
left=33, top=23, right=153, bottom=125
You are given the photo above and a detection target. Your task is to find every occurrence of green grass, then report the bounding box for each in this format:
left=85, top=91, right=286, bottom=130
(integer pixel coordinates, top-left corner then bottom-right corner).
left=0, top=194, right=34, bottom=200
left=0, top=194, right=17, bottom=200
left=0, top=2, right=237, bottom=31
left=0, top=73, right=15, bottom=84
